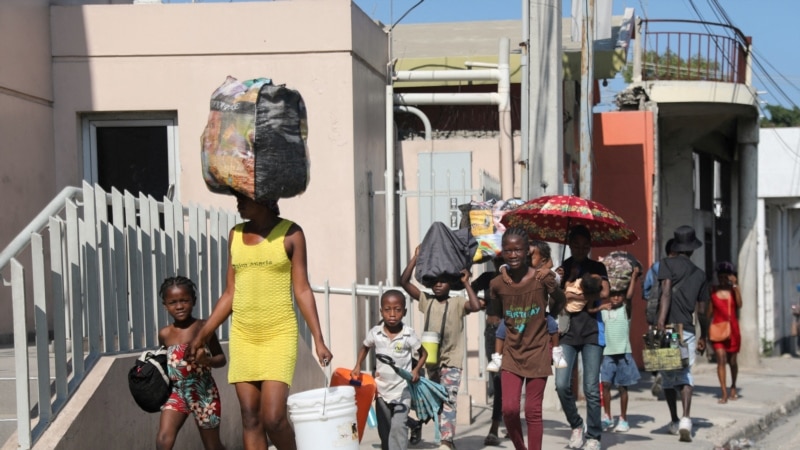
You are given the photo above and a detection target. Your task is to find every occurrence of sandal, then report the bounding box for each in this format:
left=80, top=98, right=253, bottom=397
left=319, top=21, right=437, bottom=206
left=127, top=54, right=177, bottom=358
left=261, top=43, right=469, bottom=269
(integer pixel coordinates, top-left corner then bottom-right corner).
left=484, top=433, right=501, bottom=446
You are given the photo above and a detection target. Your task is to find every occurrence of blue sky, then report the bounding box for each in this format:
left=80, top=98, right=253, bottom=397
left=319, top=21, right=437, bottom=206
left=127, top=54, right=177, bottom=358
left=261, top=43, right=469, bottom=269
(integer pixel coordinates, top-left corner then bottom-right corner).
left=166, top=0, right=799, bottom=109
left=352, top=0, right=800, bottom=110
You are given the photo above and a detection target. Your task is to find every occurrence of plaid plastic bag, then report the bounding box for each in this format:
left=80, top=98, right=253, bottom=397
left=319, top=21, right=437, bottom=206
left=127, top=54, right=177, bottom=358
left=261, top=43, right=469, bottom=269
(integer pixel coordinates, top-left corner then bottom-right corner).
left=201, top=76, right=310, bottom=202
left=602, top=251, right=640, bottom=292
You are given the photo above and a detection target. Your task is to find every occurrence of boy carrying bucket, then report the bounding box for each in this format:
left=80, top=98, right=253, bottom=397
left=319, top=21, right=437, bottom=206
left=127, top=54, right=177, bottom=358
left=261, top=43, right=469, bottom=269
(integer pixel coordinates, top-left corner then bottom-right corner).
left=400, top=247, right=482, bottom=450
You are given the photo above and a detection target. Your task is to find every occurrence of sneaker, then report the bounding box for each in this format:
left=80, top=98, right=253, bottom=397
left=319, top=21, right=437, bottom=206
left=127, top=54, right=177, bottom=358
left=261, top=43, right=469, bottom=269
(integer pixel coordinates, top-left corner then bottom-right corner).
left=678, top=417, right=692, bottom=442
left=409, top=419, right=422, bottom=445
left=584, top=439, right=601, bottom=450
left=667, top=420, right=680, bottom=435
left=568, top=422, right=586, bottom=449
left=487, top=353, right=502, bottom=372
left=651, top=373, right=663, bottom=397
left=601, top=415, right=614, bottom=431
left=614, top=419, right=630, bottom=432
left=552, top=345, right=568, bottom=368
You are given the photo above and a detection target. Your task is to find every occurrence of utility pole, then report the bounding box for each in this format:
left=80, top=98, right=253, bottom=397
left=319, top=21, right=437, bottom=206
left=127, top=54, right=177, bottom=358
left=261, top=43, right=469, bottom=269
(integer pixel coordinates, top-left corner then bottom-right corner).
left=579, top=0, right=595, bottom=199
left=526, top=0, right=563, bottom=200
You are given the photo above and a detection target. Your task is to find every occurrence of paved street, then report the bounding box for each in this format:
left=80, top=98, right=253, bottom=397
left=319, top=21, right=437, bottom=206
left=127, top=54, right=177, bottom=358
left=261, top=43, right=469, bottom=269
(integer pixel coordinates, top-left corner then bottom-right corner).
left=2, top=348, right=798, bottom=449
left=358, top=355, right=800, bottom=449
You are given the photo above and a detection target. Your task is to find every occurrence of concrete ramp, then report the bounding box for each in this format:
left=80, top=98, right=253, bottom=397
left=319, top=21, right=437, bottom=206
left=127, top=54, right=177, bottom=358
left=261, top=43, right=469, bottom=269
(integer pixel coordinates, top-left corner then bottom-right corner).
left=8, top=341, right=325, bottom=450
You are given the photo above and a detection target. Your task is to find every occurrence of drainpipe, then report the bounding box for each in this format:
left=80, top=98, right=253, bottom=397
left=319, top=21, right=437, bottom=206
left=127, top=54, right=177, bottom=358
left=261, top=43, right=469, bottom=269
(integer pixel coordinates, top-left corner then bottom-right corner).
left=394, top=38, right=513, bottom=198
left=395, top=92, right=500, bottom=105
left=520, top=0, right=530, bottom=199
left=498, top=38, right=513, bottom=199
left=386, top=82, right=396, bottom=284
left=394, top=106, right=431, bottom=141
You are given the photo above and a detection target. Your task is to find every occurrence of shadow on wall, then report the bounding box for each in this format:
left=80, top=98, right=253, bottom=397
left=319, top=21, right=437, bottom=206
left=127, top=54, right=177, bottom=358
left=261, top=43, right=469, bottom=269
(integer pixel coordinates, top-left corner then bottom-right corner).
left=25, top=341, right=325, bottom=450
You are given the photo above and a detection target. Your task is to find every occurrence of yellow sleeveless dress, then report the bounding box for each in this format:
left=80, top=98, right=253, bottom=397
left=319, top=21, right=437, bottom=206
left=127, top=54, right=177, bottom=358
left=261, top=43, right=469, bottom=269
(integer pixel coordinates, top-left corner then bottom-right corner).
left=228, top=220, right=297, bottom=385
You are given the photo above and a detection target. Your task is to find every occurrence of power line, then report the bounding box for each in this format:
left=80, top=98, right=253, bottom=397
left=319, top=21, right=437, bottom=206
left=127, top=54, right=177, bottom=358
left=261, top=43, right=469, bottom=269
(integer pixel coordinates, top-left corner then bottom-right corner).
left=704, top=0, right=799, bottom=109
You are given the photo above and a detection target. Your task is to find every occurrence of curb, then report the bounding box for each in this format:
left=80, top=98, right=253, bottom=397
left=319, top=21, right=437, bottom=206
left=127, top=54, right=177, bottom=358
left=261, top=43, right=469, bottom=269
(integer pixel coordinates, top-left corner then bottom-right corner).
left=711, top=386, right=800, bottom=448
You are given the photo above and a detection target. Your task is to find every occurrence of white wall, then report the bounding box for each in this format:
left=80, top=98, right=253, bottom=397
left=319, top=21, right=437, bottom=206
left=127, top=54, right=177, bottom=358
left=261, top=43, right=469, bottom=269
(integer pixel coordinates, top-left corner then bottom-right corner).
left=758, top=128, right=800, bottom=198
left=0, top=0, right=56, bottom=343
left=758, top=127, right=800, bottom=353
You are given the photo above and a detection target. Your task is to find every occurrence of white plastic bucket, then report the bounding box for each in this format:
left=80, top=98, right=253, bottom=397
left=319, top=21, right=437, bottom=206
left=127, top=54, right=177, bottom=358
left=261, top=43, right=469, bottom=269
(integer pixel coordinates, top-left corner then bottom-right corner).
left=287, top=385, right=359, bottom=450
left=421, top=331, right=440, bottom=365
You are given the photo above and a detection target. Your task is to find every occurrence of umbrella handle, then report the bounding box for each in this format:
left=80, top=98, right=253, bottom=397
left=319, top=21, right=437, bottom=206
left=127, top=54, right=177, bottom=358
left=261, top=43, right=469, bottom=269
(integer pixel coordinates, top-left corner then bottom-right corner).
left=376, top=353, right=397, bottom=367
left=560, top=217, right=571, bottom=264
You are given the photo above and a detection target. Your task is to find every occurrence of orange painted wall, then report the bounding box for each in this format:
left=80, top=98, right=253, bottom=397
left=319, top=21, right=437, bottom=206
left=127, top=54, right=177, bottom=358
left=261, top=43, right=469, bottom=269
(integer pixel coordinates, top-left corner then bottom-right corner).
left=592, top=110, right=655, bottom=367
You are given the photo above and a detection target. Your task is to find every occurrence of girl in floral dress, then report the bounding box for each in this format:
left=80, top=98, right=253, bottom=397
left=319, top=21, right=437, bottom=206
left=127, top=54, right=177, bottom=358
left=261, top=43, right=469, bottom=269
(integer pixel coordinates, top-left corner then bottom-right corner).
left=157, top=276, right=227, bottom=450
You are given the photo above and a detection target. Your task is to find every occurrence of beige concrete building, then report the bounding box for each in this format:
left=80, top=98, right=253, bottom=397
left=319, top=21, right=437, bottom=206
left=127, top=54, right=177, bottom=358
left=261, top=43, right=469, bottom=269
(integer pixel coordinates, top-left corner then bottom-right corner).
left=1, top=0, right=388, bottom=361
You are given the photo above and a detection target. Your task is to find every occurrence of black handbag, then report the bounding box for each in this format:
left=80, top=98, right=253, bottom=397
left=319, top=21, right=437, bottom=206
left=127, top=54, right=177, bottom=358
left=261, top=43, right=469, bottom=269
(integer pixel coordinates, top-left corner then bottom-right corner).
left=128, top=347, right=171, bottom=413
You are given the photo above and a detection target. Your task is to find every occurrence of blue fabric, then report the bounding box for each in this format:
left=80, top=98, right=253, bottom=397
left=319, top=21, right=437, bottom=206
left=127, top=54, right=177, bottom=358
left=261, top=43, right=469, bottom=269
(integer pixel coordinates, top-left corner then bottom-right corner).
left=495, top=320, right=507, bottom=340
left=643, top=261, right=660, bottom=300
left=555, top=343, right=604, bottom=440
left=600, top=353, right=641, bottom=387
left=596, top=304, right=606, bottom=347
left=546, top=313, right=558, bottom=335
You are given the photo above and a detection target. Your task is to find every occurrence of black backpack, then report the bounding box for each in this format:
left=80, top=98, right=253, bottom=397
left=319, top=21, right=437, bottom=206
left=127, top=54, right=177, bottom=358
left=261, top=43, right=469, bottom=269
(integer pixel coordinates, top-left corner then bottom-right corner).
left=128, top=347, right=171, bottom=413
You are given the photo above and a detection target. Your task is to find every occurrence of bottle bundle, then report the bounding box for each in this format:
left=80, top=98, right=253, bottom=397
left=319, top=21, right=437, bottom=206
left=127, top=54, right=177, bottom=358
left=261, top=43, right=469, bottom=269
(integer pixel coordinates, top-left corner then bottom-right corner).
left=643, top=326, right=680, bottom=350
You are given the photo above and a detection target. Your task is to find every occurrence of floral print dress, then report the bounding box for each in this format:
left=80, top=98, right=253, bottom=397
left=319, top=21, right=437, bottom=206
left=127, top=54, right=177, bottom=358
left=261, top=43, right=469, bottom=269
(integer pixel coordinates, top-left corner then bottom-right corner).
left=162, top=343, right=222, bottom=429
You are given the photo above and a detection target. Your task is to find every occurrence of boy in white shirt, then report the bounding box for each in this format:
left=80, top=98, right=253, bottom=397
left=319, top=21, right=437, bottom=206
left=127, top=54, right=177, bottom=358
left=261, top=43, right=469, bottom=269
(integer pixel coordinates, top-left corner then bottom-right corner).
left=352, top=290, right=428, bottom=450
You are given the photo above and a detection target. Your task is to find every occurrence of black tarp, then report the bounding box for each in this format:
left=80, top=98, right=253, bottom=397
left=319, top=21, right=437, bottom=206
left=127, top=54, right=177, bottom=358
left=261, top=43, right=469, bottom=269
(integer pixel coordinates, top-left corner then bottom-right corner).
left=415, top=222, right=477, bottom=290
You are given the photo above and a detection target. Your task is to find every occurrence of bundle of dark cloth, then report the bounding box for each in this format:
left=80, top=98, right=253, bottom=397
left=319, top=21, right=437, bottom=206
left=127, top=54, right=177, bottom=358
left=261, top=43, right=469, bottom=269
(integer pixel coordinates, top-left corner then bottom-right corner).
left=415, top=222, right=477, bottom=290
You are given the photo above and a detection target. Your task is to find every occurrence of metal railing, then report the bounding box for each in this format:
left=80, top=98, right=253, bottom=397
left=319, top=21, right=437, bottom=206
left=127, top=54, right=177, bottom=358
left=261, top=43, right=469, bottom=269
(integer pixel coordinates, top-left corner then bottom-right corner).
left=0, top=182, right=238, bottom=449
left=639, top=19, right=750, bottom=84
left=2, top=176, right=497, bottom=448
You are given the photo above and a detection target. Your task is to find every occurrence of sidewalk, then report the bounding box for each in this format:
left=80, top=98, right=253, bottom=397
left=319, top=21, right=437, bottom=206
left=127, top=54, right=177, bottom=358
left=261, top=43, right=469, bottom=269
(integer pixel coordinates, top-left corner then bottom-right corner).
left=358, top=355, right=800, bottom=449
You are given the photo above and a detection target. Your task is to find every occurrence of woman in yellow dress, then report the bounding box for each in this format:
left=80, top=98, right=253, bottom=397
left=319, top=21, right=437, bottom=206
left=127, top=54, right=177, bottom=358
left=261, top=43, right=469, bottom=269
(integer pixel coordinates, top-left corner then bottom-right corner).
left=189, top=193, right=332, bottom=450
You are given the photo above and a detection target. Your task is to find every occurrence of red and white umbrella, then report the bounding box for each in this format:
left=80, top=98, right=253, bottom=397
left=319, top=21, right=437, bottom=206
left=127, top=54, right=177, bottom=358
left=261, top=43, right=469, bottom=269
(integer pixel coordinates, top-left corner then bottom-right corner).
left=500, top=195, right=638, bottom=247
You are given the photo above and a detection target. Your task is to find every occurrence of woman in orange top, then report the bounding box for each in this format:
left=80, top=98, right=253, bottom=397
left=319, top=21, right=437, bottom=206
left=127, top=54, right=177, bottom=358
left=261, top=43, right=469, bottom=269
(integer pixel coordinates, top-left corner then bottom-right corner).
left=708, top=261, right=742, bottom=404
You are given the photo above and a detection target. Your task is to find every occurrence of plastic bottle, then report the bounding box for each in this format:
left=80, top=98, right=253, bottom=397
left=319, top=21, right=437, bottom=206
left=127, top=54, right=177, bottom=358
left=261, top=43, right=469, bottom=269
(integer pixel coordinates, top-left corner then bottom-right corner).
left=670, top=333, right=679, bottom=349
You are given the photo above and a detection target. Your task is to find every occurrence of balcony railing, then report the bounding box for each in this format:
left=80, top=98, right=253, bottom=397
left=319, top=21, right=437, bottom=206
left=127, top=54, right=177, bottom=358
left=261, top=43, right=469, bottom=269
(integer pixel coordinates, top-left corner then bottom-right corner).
left=638, top=19, right=750, bottom=84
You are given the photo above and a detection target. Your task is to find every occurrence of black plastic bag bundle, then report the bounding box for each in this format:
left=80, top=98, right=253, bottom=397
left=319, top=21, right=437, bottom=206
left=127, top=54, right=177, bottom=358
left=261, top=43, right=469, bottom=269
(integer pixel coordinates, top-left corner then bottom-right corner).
left=201, top=76, right=310, bottom=202
left=128, top=347, right=171, bottom=413
left=415, top=222, right=477, bottom=290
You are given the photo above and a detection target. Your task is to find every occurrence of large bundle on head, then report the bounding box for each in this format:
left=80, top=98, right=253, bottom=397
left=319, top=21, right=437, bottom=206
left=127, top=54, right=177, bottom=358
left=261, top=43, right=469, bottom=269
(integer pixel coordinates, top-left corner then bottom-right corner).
left=602, top=251, right=641, bottom=292
left=457, top=199, right=524, bottom=263
left=415, top=222, right=477, bottom=290
left=201, top=76, right=310, bottom=202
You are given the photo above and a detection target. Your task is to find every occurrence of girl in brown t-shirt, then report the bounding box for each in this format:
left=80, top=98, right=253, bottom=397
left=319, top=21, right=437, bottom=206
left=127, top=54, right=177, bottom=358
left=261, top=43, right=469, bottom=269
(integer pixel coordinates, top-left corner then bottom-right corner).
left=489, top=229, right=565, bottom=450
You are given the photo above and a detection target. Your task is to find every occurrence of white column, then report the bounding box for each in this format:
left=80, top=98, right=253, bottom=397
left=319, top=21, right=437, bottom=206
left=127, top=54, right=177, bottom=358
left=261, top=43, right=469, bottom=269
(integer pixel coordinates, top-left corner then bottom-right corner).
left=737, top=118, right=760, bottom=366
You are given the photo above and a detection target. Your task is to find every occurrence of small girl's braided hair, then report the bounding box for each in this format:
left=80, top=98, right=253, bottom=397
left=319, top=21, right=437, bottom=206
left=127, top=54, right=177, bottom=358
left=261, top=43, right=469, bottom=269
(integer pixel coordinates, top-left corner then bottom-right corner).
left=159, top=275, right=197, bottom=303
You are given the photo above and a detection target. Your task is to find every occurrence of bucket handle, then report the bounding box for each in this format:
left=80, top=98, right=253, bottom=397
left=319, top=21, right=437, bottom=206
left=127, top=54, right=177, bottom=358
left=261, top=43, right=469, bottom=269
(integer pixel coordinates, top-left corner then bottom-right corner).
left=321, top=358, right=331, bottom=419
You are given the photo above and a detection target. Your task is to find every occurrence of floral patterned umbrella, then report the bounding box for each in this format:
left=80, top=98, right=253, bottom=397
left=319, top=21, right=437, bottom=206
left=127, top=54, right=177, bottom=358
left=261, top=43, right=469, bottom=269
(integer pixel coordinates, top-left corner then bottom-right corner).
left=500, top=195, right=638, bottom=247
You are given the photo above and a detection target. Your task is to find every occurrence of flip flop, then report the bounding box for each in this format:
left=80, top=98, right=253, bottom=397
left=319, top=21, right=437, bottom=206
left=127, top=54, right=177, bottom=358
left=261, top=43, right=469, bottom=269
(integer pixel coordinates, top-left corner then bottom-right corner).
left=484, top=433, right=501, bottom=446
